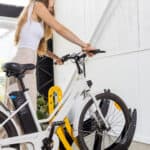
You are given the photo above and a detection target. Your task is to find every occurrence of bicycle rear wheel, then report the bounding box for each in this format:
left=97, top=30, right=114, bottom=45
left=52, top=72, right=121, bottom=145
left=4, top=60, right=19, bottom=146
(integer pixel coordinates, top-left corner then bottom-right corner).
left=77, top=92, right=130, bottom=150
left=0, top=111, right=20, bottom=149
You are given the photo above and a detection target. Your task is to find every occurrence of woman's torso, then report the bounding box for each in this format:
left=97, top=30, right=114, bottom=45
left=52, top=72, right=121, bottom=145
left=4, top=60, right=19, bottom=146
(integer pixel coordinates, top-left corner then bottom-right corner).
left=18, top=2, right=44, bottom=51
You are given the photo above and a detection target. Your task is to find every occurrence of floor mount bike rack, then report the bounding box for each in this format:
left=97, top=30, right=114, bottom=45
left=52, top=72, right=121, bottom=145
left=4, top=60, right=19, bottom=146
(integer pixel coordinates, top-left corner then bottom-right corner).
left=111, top=108, right=137, bottom=150
left=94, top=108, right=137, bottom=150
left=94, top=89, right=137, bottom=150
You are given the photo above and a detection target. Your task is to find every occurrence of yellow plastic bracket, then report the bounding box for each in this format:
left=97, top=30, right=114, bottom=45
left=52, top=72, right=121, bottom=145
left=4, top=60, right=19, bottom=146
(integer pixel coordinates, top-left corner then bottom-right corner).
left=56, top=127, right=73, bottom=150
left=48, top=85, right=62, bottom=114
left=48, top=86, right=79, bottom=149
left=64, top=117, right=79, bottom=147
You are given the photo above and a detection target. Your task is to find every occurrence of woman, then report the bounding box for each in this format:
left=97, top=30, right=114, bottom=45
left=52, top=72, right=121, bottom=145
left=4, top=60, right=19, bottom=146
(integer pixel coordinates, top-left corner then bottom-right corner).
left=8, top=0, right=95, bottom=111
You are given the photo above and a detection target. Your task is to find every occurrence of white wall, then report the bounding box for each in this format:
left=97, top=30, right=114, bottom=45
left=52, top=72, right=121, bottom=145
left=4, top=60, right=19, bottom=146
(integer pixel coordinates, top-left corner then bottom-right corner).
left=0, top=17, right=17, bottom=60
left=54, top=0, right=150, bottom=144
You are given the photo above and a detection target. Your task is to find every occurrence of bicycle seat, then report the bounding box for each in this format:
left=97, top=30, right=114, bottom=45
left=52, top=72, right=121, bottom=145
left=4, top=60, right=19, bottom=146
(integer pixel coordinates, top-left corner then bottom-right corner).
left=2, top=62, right=35, bottom=77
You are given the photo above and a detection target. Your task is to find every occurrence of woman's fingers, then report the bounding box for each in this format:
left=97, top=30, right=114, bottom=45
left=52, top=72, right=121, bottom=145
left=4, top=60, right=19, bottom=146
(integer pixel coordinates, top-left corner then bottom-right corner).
left=82, top=43, right=95, bottom=51
left=86, top=52, right=94, bottom=57
left=55, top=58, right=63, bottom=65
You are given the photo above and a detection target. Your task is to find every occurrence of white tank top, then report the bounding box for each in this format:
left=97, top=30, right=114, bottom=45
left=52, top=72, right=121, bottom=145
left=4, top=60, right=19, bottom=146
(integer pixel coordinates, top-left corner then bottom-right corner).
left=18, top=2, right=44, bottom=51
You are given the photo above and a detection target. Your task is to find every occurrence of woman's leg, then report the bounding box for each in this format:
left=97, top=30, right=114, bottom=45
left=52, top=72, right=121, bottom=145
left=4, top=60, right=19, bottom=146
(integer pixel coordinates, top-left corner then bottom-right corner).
left=6, top=48, right=37, bottom=111
left=23, top=70, right=37, bottom=111
left=4, top=48, right=37, bottom=149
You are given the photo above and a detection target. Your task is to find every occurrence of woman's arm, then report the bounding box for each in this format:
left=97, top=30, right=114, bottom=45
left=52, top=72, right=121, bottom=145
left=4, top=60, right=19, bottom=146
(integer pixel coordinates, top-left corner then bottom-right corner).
left=46, top=51, right=63, bottom=64
left=34, top=2, right=91, bottom=49
left=46, top=50, right=59, bottom=60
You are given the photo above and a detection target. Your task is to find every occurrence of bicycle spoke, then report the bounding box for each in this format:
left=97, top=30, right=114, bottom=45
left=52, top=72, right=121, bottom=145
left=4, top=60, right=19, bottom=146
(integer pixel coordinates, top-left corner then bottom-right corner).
left=77, top=93, right=130, bottom=150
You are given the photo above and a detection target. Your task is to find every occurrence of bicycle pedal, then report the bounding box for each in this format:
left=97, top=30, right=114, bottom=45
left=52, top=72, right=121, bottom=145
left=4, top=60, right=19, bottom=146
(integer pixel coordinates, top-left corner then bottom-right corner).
left=42, top=138, right=53, bottom=150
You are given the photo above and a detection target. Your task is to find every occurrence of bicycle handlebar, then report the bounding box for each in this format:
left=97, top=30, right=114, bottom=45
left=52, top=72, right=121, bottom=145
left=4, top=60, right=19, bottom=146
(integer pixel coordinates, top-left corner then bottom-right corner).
left=61, top=49, right=106, bottom=63
left=55, top=49, right=106, bottom=74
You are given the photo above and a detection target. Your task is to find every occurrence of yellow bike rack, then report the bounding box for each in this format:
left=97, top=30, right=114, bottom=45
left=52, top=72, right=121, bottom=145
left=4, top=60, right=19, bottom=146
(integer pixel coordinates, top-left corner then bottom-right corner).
left=48, top=86, right=62, bottom=114
left=48, top=86, right=79, bottom=150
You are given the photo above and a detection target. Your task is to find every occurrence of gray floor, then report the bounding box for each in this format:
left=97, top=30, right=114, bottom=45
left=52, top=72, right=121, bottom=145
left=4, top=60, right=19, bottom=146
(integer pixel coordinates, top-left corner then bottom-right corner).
left=73, top=141, right=150, bottom=150
left=129, top=142, right=150, bottom=150
left=72, top=131, right=150, bottom=150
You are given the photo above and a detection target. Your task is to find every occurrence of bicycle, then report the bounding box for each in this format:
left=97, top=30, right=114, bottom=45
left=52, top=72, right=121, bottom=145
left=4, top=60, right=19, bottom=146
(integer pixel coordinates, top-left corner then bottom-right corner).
left=0, top=49, right=130, bottom=150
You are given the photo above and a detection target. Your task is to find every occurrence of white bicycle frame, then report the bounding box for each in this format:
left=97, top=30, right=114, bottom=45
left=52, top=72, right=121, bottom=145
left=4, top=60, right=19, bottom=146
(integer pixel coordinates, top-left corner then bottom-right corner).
left=0, top=55, right=108, bottom=150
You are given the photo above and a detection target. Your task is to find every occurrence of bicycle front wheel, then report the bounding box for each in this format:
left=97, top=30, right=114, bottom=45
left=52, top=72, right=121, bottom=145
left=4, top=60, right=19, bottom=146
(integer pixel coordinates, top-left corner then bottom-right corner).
left=77, top=92, right=130, bottom=150
left=0, top=111, right=20, bottom=149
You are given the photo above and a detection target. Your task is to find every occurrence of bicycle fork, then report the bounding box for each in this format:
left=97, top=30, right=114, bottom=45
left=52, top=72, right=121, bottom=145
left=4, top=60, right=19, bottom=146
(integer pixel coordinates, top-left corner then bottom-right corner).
left=90, top=94, right=110, bottom=130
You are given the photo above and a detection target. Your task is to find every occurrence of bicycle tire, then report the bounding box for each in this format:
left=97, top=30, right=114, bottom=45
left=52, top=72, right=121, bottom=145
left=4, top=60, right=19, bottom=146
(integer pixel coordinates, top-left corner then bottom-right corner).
left=77, top=92, right=130, bottom=150
left=0, top=111, right=20, bottom=149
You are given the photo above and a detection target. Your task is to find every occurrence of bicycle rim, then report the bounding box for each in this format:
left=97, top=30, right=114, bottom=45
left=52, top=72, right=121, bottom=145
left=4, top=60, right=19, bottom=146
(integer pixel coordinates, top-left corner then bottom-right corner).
left=0, top=112, right=20, bottom=149
left=77, top=92, right=130, bottom=150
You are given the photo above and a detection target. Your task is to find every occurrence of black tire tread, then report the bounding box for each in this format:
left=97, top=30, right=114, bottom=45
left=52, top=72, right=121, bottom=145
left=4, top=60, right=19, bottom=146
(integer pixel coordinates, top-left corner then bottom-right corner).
left=77, top=92, right=131, bottom=150
left=0, top=111, right=20, bottom=149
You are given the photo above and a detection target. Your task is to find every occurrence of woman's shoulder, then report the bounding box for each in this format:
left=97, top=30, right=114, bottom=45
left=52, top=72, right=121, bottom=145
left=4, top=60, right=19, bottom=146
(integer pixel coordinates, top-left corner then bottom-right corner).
left=34, top=1, right=46, bottom=10
left=33, top=1, right=48, bottom=17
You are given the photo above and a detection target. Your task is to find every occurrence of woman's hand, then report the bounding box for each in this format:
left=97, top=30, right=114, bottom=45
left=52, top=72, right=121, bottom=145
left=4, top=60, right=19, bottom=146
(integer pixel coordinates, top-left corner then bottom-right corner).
left=55, top=58, right=63, bottom=65
left=82, top=43, right=95, bottom=51
left=46, top=51, right=63, bottom=65
left=82, top=43, right=96, bottom=57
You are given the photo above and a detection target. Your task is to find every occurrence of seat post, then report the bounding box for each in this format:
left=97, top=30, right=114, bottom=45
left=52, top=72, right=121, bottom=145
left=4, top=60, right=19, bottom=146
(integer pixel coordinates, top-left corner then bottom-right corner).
left=17, top=75, right=27, bottom=92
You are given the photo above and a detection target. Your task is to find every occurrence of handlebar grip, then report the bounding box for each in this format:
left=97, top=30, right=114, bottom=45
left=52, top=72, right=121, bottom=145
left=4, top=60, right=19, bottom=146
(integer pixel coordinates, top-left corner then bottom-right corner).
left=88, top=49, right=106, bottom=54
left=54, top=54, right=70, bottom=65
left=61, top=54, right=70, bottom=62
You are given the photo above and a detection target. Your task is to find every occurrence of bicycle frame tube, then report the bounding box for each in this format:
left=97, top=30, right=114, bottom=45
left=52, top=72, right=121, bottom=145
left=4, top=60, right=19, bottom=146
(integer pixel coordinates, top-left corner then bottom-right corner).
left=53, top=77, right=88, bottom=123
left=0, top=130, right=59, bottom=150
left=0, top=101, right=28, bottom=128
left=39, top=70, right=89, bottom=124
left=0, top=105, right=20, bottom=135
left=89, top=92, right=110, bottom=129
left=0, top=91, right=42, bottom=132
